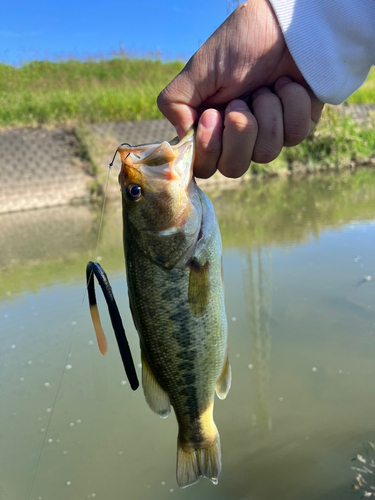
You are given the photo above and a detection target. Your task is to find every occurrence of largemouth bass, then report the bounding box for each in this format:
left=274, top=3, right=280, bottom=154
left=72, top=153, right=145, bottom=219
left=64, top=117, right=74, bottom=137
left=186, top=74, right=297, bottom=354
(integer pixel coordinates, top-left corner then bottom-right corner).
left=118, top=128, right=231, bottom=488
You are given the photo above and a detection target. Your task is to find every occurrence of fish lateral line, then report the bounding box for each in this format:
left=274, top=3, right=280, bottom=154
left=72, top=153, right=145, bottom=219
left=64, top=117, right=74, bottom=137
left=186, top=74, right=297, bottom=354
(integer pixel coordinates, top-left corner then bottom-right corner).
left=86, top=261, right=139, bottom=391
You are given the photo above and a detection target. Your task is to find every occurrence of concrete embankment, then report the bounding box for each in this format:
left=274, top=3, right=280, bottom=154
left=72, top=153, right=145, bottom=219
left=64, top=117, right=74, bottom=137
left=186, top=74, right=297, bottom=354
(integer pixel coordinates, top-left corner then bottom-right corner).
left=0, top=119, right=175, bottom=214
left=0, top=127, right=88, bottom=213
left=1, top=105, right=374, bottom=214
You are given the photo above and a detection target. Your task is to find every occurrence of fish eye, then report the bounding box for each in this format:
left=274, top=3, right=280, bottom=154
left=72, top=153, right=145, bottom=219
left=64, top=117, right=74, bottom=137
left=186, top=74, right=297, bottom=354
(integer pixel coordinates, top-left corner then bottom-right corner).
left=126, top=184, right=142, bottom=201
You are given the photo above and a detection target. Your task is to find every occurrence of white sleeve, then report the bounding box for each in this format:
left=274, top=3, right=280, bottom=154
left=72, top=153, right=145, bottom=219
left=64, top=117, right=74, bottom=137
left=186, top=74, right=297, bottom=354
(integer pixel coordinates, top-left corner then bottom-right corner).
left=269, top=0, right=375, bottom=104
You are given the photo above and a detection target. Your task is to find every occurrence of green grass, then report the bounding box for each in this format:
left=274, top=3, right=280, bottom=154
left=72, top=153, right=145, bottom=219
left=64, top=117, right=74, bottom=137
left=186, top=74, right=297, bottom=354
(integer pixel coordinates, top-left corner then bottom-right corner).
left=252, top=67, right=375, bottom=173
left=251, top=105, right=375, bottom=175
left=346, top=66, right=375, bottom=104
left=0, top=56, right=374, bottom=177
left=0, top=57, right=184, bottom=127
left=0, top=56, right=373, bottom=128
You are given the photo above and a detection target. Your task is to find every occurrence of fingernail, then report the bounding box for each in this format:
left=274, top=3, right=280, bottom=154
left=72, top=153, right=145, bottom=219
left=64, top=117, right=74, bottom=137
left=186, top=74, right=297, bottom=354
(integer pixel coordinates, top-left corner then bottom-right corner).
left=276, top=76, right=292, bottom=88
left=228, top=99, right=248, bottom=112
left=175, top=125, right=187, bottom=139
left=200, top=110, right=218, bottom=130
left=252, top=87, right=271, bottom=100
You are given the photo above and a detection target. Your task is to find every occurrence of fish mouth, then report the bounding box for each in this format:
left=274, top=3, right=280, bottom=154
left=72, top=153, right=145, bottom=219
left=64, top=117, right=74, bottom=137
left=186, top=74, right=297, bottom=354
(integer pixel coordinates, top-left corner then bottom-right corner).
left=118, top=128, right=197, bottom=237
left=118, top=127, right=195, bottom=187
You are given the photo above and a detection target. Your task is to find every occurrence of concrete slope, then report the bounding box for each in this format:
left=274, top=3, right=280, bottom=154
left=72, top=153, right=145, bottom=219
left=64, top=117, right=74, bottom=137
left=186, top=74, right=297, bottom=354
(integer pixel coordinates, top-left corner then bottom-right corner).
left=0, top=120, right=176, bottom=214
left=0, top=127, right=89, bottom=214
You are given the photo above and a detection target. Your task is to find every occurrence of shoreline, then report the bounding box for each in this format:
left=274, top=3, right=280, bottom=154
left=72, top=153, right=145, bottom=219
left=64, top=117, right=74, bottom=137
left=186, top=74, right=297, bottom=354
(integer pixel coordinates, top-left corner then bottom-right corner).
left=0, top=105, right=374, bottom=214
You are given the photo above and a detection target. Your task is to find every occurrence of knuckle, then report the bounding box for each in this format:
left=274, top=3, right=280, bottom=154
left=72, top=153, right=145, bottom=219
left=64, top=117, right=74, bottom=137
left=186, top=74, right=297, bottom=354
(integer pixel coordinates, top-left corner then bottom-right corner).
left=252, top=91, right=277, bottom=111
left=218, top=154, right=251, bottom=178
left=284, top=137, right=304, bottom=147
left=276, top=81, right=311, bottom=145
left=284, top=122, right=309, bottom=146
left=219, top=163, right=249, bottom=179
left=156, top=90, right=169, bottom=112
left=196, top=127, right=222, bottom=157
left=277, top=81, right=308, bottom=102
left=253, top=143, right=280, bottom=164
left=226, top=111, right=258, bottom=136
left=198, top=140, right=222, bottom=156
left=311, top=101, right=324, bottom=124
left=194, top=164, right=217, bottom=179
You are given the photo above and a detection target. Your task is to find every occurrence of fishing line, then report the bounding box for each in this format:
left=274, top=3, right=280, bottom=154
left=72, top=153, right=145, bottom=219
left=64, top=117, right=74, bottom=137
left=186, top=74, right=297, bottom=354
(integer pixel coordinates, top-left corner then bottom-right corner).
left=82, top=147, right=132, bottom=307
left=26, top=335, right=75, bottom=500
left=28, top=149, right=132, bottom=498
left=94, top=165, right=111, bottom=262
left=81, top=162, right=113, bottom=307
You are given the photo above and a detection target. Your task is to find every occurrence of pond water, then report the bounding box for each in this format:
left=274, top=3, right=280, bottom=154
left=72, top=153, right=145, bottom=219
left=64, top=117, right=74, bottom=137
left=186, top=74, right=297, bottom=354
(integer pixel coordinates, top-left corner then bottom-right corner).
left=1, top=169, right=375, bottom=500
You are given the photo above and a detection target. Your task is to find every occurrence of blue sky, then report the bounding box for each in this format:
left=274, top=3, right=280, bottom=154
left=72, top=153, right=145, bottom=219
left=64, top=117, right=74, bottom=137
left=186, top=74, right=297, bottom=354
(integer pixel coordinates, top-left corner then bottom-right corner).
left=0, top=0, right=234, bottom=65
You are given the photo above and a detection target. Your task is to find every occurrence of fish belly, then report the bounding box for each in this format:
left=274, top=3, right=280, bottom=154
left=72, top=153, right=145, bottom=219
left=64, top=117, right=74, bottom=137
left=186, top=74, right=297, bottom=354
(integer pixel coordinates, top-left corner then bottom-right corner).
left=125, top=232, right=227, bottom=486
left=128, top=247, right=226, bottom=410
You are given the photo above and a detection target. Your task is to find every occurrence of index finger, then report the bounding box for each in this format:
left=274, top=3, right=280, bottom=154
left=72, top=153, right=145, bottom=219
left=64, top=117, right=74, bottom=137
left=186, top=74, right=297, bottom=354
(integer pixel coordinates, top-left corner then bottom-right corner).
left=157, top=44, right=220, bottom=137
left=157, top=70, right=204, bottom=137
left=157, top=95, right=197, bottom=139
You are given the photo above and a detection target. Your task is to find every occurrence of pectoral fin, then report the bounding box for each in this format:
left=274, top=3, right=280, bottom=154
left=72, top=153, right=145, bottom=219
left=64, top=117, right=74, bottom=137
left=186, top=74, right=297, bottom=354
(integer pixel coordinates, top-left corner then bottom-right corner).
left=215, top=347, right=231, bottom=400
left=141, top=353, right=171, bottom=419
left=188, top=261, right=209, bottom=317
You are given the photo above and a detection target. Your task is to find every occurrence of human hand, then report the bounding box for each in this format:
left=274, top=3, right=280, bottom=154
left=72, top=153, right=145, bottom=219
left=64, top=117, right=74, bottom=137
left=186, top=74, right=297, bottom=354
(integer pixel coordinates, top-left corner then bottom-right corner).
left=157, top=0, right=324, bottom=178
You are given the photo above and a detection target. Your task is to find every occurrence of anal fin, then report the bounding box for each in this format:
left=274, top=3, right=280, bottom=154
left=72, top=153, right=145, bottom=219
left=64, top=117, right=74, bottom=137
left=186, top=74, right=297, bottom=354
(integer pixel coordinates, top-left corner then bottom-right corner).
left=215, top=347, right=231, bottom=400
left=142, top=353, right=171, bottom=418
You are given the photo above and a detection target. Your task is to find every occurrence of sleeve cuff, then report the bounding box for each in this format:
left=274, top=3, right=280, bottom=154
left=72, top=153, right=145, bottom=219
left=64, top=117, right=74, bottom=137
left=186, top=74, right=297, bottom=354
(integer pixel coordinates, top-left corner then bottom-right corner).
left=269, top=0, right=375, bottom=104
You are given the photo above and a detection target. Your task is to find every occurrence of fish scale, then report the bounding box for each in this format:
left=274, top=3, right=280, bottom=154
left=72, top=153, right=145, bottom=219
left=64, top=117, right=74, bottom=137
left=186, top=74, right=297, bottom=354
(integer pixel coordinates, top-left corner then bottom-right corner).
left=119, top=128, right=231, bottom=487
left=126, top=245, right=225, bottom=413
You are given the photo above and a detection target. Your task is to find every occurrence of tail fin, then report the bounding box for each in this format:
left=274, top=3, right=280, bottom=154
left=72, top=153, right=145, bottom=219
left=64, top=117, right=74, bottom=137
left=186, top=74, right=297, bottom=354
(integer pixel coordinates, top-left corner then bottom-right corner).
left=176, top=430, right=221, bottom=488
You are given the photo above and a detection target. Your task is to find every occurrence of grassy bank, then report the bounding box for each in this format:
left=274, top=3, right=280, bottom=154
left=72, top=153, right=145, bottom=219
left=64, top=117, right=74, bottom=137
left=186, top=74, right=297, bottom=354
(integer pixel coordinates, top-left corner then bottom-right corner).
left=251, top=67, right=375, bottom=174
left=251, top=105, right=375, bottom=175
left=0, top=57, right=374, bottom=127
left=0, top=56, right=374, bottom=178
left=346, top=67, right=375, bottom=104
left=0, top=57, right=184, bottom=127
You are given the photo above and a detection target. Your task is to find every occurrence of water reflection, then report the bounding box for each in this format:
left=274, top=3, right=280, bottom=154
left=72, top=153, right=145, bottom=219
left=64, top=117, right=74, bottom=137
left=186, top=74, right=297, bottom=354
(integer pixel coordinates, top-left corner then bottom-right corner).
left=242, top=248, right=272, bottom=431
left=2, top=169, right=375, bottom=298
left=1, top=169, right=375, bottom=500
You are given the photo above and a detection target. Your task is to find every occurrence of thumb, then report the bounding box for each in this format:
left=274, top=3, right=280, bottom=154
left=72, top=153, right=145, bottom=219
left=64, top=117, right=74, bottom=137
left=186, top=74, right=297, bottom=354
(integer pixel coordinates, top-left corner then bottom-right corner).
left=157, top=46, right=219, bottom=137
left=157, top=69, right=202, bottom=138
left=157, top=96, right=197, bottom=139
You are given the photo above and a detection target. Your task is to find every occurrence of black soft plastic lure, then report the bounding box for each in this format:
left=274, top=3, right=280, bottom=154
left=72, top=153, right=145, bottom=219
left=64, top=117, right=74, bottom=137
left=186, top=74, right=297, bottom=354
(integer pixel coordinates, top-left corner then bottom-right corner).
left=86, top=261, right=139, bottom=391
